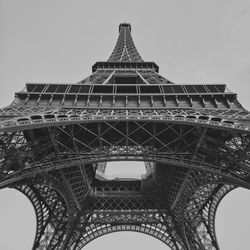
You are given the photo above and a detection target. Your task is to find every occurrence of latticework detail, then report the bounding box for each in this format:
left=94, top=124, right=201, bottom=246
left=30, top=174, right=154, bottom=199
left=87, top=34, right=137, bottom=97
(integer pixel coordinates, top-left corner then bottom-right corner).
left=0, top=23, right=249, bottom=249
left=108, top=23, right=143, bottom=62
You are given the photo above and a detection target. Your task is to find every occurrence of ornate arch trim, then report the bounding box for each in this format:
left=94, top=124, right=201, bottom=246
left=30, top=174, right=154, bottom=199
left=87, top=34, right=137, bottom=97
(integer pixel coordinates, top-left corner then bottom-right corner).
left=74, top=224, right=182, bottom=250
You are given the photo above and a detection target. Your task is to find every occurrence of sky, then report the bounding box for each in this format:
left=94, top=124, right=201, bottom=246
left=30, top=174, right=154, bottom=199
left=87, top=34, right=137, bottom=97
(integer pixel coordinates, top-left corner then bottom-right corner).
left=0, top=0, right=250, bottom=249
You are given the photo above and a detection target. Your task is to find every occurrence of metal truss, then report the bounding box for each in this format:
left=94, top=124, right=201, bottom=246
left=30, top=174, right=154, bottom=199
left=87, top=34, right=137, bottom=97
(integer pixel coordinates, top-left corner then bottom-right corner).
left=0, top=119, right=250, bottom=249
left=108, top=23, right=143, bottom=62
left=0, top=23, right=250, bottom=249
left=1, top=108, right=249, bottom=135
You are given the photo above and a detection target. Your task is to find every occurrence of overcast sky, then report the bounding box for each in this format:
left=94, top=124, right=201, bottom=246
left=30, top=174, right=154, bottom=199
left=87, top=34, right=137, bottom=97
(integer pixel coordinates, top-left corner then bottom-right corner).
left=1, top=0, right=250, bottom=249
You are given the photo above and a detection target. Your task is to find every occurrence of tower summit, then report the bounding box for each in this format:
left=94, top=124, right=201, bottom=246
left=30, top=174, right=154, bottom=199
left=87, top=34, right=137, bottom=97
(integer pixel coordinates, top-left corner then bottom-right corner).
left=92, top=22, right=159, bottom=73
left=108, top=23, right=143, bottom=62
left=0, top=23, right=250, bottom=250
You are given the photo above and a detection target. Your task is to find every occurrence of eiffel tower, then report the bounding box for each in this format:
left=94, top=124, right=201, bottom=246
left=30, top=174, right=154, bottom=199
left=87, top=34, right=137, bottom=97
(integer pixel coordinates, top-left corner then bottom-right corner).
left=1, top=23, right=250, bottom=250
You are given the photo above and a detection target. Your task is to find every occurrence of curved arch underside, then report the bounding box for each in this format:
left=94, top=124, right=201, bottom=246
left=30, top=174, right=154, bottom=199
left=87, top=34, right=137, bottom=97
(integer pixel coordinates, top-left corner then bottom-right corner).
left=0, top=119, right=249, bottom=249
left=16, top=182, right=235, bottom=250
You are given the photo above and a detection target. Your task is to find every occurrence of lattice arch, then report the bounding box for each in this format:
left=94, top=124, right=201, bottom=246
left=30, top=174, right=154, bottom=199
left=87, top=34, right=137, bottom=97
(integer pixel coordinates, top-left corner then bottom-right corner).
left=74, top=224, right=181, bottom=250
left=14, top=174, right=76, bottom=250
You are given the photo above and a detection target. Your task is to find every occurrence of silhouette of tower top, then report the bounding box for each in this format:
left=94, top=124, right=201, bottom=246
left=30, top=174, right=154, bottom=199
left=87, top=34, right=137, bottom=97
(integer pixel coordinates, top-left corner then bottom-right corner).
left=108, top=23, right=143, bottom=62
left=92, top=23, right=158, bottom=72
left=119, top=23, right=131, bottom=32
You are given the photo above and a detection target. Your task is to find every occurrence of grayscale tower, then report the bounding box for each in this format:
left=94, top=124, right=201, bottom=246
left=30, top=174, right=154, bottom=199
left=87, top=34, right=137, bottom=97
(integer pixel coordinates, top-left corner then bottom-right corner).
left=0, top=23, right=250, bottom=249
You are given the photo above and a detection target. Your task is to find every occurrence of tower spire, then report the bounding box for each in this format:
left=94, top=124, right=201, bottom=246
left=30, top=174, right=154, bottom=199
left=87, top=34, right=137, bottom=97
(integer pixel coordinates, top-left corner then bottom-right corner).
left=108, top=23, right=143, bottom=62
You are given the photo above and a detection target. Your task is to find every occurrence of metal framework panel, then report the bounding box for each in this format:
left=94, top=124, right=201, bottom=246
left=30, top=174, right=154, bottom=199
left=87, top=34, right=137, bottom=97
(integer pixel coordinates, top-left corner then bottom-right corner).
left=0, top=23, right=250, bottom=250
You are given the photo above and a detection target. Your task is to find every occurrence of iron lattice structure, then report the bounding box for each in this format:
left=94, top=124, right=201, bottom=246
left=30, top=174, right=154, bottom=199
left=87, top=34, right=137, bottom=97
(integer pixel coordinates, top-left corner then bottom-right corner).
left=1, top=23, right=250, bottom=250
